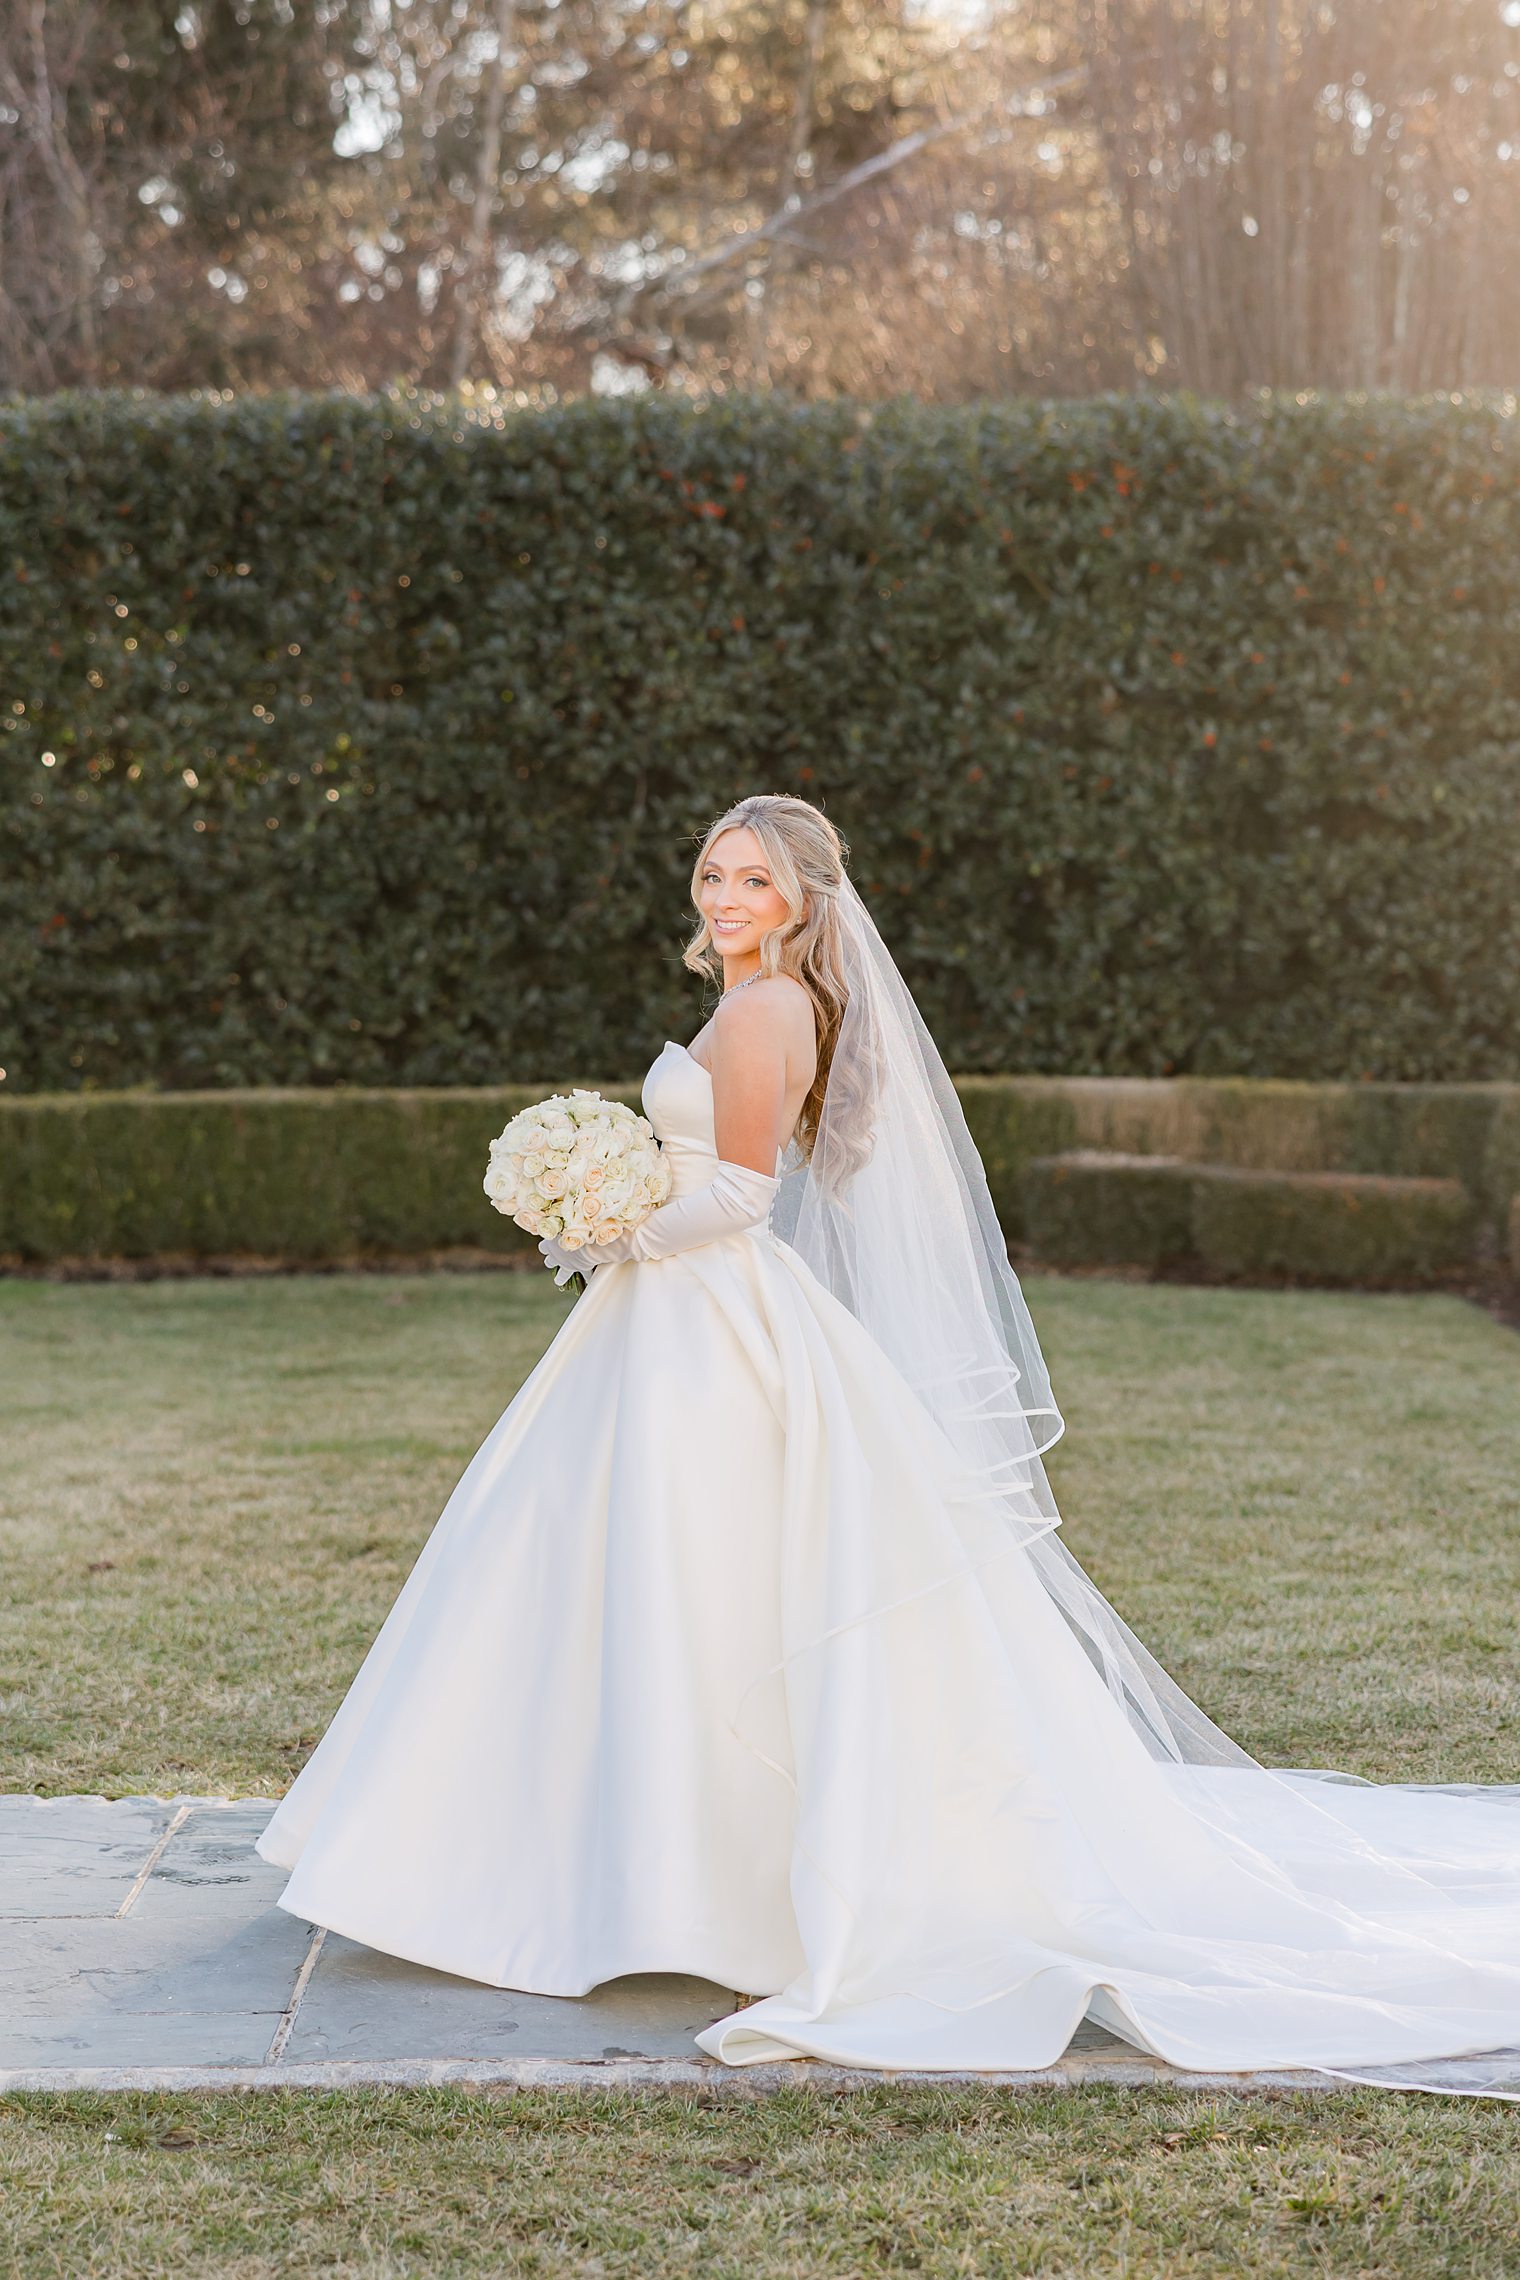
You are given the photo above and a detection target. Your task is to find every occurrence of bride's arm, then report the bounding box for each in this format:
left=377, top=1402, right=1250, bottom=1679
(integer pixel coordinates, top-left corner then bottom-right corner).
left=559, top=986, right=800, bottom=1270
left=707, top=981, right=799, bottom=1174
left=564, top=1159, right=776, bottom=1270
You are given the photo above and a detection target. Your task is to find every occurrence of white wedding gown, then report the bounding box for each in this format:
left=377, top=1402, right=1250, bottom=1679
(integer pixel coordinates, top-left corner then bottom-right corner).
left=258, top=1039, right=1520, bottom=2085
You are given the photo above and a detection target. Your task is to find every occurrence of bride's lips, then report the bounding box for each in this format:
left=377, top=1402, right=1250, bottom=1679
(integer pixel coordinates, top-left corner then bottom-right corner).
left=712, top=918, right=751, bottom=933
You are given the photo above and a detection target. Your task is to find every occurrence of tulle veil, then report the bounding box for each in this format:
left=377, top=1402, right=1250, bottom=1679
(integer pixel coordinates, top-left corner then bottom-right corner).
left=758, top=866, right=1520, bottom=2098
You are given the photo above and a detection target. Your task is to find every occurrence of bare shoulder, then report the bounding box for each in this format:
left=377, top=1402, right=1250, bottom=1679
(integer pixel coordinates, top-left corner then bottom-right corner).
left=714, top=975, right=818, bottom=1067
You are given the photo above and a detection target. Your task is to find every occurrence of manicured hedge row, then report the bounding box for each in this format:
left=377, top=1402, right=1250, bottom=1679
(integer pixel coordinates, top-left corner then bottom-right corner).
left=1019, top=1151, right=1195, bottom=1269
left=3, top=391, right=1520, bottom=1095
left=0, top=1084, right=639, bottom=1263
left=1022, top=1151, right=1479, bottom=1284
left=1191, top=1167, right=1476, bottom=1284
left=956, top=1074, right=1520, bottom=1241
left=3, top=1076, right=1516, bottom=1266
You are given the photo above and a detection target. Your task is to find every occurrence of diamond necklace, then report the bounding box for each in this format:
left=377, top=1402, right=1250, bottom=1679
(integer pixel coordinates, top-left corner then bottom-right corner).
left=722, top=969, right=764, bottom=999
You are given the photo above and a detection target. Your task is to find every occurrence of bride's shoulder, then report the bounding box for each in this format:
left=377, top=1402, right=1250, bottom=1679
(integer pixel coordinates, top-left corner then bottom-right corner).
left=715, top=973, right=817, bottom=1060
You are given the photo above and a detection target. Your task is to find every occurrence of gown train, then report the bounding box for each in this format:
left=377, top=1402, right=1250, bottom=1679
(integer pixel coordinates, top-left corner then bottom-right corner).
left=257, top=1041, right=1520, bottom=2088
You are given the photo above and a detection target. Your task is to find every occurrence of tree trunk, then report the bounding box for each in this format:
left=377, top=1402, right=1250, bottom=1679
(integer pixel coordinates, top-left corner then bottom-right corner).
left=451, top=0, right=515, bottom=390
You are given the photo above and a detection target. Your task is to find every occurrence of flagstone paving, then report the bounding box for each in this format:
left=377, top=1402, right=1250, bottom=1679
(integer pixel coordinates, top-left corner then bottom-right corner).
left=0, top=1795, right=1340, bottom=2093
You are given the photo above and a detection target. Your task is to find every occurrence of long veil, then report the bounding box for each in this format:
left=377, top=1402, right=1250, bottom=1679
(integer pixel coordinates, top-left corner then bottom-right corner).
left=750, top=868, right=1520, bottom=2097
left=773, top=869, right=1250, bottom=1770
left=773, top=871, right=1062, bottom=1546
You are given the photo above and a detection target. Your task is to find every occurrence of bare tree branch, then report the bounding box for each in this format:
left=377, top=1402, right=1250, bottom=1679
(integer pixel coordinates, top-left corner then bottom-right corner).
left=451, top=0, right=516, bottom=388
left=616, top=62, right=1087, bottom=330
left=786, top=0, right=829, bottom=191
left=0, top=0, right=102, bottom=378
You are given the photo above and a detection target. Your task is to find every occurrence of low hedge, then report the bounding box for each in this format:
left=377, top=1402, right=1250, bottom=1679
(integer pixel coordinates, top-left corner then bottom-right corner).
left=4, top=391, right=1520, bottom=1096
left=1017, top=1151, right=1195, bottom=1270
left=4, top=1075, right=1517, bottom=1269
left=1191, top=1166, right=1477, bottom=1284
left=971, top=1075, right=1520, bottom=1242
left=0, top=1085, right=640, bottom=1264
left=1024, top=1153, right=1478, bottom=1284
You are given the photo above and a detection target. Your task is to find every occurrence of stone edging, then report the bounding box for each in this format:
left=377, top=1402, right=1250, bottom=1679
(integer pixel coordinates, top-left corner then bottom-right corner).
left=0, top=2054, right=1344, bottom=2096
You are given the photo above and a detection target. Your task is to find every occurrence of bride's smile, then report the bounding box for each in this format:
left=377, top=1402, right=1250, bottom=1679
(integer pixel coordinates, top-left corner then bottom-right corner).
left=697, top=828, right=792, bottom=985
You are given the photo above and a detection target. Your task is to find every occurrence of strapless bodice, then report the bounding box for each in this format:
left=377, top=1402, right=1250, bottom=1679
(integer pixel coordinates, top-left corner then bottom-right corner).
left=642, top=1041, right=721, bottom=1198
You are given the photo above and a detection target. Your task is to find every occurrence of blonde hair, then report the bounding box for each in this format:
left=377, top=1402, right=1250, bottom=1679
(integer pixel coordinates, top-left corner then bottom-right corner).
left=683, top=794, right=852, bottom=1166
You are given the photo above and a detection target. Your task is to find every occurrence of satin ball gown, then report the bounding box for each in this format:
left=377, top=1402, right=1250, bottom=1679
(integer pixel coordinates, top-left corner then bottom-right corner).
left=257, top=1039, right=1520, bottom=2084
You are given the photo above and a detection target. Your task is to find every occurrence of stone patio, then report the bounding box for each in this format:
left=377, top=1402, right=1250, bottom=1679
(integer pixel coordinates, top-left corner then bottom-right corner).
left=0, top=1795, right=1342, bottom=2093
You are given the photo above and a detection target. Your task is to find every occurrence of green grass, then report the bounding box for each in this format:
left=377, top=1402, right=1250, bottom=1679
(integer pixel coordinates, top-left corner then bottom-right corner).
left=3, top=1273, right=1517, bottom=1796
left=4, top=1271, right=1520, bottom=2277
left=0, top=1272, right=576, bottom=1798
left=1041, top=1278, right=1520, bottom=1782
left=6, top=2082, right=1520, bottom=2279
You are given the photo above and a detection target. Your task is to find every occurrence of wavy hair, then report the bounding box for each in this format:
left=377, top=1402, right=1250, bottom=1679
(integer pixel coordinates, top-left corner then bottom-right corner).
left=683, top=794, right=860, bottom=1170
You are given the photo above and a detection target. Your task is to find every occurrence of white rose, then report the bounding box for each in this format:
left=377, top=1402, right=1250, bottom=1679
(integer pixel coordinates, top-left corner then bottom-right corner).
left=487, top=1095, right=668, bottom=1247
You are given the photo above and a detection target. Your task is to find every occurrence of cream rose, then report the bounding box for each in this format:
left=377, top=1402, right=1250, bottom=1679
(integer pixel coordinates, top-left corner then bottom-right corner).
left=484, top=1088, right=672, bottom=1267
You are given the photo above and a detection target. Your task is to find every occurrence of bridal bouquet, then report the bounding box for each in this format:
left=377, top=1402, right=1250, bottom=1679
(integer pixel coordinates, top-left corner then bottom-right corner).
left=483, top=1090, right=671, bottom=1285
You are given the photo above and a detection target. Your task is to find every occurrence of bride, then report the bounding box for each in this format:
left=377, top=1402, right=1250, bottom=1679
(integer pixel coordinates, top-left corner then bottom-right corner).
left=258, top=793, right=1520, bottom=2092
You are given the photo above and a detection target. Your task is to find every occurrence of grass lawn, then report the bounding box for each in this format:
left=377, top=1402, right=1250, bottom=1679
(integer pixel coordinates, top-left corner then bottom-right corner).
left=9, top=2080, right=1520, bottom=2279
left=3, top=1270, right=1520, bottom=2276
left=4, top=1271, right=1518, bottom=1795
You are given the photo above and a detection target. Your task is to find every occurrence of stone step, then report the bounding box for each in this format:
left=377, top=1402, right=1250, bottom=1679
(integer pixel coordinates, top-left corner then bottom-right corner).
left=0, top=1792, right=1350, bottom=2094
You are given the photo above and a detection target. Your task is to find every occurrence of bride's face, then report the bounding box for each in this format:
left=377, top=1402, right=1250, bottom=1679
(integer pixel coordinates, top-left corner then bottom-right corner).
left=698, top=827, right=791, bottom=958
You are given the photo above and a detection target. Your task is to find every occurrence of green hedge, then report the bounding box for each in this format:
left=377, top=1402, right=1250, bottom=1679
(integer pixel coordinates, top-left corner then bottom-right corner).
left=1191, top=1167, right=1476, bottom=1284
left=959, top=1074, right=1520, bottom=1242
left=4, top=1075, right=1517, bottom=1267
left=0, top=1085, right=639, bottom=1263
left=1018, top=1150, right=1194, bottom=1270
left=3, top=391, right=1520, bottom=1096
left=1023, top=1152, right=1479, bottom=1284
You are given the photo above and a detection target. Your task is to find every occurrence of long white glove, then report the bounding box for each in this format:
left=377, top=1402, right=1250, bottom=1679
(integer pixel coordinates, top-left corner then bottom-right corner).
left=537, top=1161, right=778, bottom=1281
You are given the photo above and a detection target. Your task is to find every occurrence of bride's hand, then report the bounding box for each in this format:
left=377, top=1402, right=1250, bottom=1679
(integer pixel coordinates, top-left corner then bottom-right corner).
left=538, top=1231, right=637, bottom=1280
left=537, top=1236, right=591, bottom=1287
left=574, top=1231, right=638, bottom=1268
